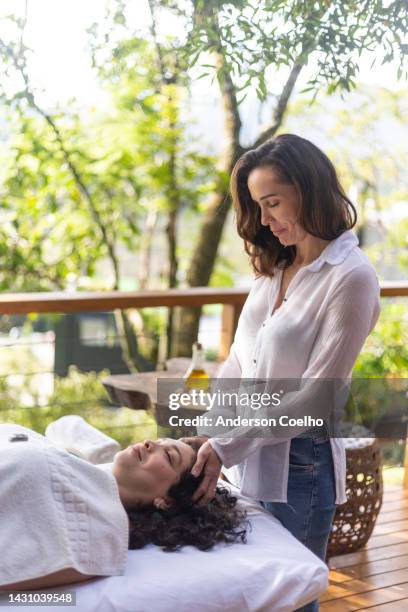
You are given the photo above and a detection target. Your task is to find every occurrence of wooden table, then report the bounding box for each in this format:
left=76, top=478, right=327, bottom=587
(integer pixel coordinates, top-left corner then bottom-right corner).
left=102, top=358, right=220, bottom=431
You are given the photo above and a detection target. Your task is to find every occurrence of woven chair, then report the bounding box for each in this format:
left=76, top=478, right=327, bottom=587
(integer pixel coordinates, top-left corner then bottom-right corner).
left=327, top=438, right=383, bottom=558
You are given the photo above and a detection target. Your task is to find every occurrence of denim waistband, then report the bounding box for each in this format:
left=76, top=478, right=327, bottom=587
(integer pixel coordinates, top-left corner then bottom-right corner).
left=295, top=423, right=329, bottom=442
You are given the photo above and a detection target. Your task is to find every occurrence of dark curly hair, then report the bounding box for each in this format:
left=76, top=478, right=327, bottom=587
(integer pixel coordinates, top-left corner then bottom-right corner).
left=126, top=471, right=249, bottom=552
left=230, top=133, right=357, bottom=277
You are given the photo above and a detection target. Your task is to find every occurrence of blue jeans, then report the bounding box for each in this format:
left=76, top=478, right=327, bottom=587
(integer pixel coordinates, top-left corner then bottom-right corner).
left=261, top=435, right=336, bottom=612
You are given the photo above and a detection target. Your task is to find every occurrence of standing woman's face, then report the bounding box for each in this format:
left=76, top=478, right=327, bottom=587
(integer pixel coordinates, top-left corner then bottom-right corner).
left=247, top=165, right=307, bottom=246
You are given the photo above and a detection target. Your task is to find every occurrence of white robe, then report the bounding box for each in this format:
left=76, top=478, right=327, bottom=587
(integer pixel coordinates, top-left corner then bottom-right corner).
left=0, top=424, right=128, bottom=586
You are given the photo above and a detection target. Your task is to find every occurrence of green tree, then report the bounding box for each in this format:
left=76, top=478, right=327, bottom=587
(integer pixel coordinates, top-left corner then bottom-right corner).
left=1, top=1, right=407, bottom=361
left=88, top=7, right=220, bottom=355
left=154, top=0, right=407, bottom=354
left=0, top=5, right=216, bottom=364
left=0, top=112, right=103, bottom=292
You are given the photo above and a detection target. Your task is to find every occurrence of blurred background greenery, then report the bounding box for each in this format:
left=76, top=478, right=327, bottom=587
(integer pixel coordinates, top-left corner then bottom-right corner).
left=0, top=1, right=406, bottom=480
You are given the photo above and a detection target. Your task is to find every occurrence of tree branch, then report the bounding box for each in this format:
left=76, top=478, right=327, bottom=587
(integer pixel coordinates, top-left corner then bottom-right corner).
left=251, top=2, right=332, bottom=150
left=211, top=15, right=242, bottom=162
left=147, top=0, right=170, bottom=84
left=0, top=17, right=151, bottom=372
left=0, top=30, right=120, bottom=288
left=193, top=0, right=243, bottom=163
left=252, top=58, right=306, bottom=148
left=31, top=105, right=120, bottom=287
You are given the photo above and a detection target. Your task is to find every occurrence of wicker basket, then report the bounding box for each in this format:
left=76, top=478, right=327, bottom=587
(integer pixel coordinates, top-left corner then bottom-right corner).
left=327, top=439, right=383, bottom=558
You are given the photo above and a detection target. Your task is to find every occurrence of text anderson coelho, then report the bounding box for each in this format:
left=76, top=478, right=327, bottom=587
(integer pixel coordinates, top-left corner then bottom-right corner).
left=167, top=415, right=324, bottom=428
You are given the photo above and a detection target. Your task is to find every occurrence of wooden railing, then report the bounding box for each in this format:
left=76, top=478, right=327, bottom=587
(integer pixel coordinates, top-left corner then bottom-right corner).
left=1, top=280, right=407, bottom=485
left=0, top=281, right=407, bottom=356
left=0, top=287, right=249, bottom=360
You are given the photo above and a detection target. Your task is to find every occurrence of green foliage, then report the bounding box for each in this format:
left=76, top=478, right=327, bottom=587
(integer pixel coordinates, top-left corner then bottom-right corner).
left=354, top=302, right=408, bottom=377
left=385, top=218, right=408, bottom=272
left=381, top=441, right=405, bottom=468
left=0, top=12, right=218, bottom=294
left=0, top=113, right=103, bottom=291
left=346, top=302, right=408, bottom=440
left=0, top=1, right=406, bottom=372
left=88, top=26, right=219, bottom=221
left=0, top=2, right=406, bottom=296
left=0, top=366, right=156, bottom=448
left=210, top=253, right=236, bottom=287
left=161, top=0, right=407, bottom=98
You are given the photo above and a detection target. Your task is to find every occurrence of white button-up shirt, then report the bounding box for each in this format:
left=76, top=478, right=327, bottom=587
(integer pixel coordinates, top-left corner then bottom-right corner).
left=206, top=230, right=380, bottom=504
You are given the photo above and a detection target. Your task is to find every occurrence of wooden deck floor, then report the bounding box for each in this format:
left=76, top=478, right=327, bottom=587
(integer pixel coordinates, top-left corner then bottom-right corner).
left=321, top=486, right=408, bottom=611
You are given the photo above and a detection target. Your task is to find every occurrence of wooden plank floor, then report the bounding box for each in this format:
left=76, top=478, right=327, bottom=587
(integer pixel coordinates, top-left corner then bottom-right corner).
left=321, top=486, right=408, bottom=611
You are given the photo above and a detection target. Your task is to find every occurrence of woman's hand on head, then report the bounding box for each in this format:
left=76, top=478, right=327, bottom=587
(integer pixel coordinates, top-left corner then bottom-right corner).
left=190, top=440, right=222, bottom=506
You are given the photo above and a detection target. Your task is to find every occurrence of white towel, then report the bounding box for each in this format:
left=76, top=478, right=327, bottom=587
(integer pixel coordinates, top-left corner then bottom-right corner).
left=45, top=415, right=121, bottom=464
left=0, top=424, right=128, bottom=586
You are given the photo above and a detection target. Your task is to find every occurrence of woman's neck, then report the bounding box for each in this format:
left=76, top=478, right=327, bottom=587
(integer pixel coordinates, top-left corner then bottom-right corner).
left=293, top=234, right=331, bottom=267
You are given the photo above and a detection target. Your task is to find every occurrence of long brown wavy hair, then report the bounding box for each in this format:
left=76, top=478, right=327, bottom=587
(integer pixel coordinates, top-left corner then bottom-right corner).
left=127, top=471, right=249, bottom=552
left=230, top=134, right=357, bottom=277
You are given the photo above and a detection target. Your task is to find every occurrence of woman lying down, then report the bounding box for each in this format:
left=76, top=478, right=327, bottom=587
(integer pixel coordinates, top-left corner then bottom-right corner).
left=0, top=423, right=247, bottom=591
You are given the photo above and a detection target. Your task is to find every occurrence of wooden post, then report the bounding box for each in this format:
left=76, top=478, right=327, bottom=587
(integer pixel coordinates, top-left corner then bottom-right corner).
left=404, top=432, right=408, bottom=489
left=219, top=303, right=242, bottom=361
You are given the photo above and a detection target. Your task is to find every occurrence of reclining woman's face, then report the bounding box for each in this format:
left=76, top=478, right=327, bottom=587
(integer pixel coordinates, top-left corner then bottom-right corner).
left=112, top=439, right=195, bottom=509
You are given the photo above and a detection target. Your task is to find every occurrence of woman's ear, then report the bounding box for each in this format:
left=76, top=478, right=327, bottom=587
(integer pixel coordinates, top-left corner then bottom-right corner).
left=153, top=496, right=173, bottom=511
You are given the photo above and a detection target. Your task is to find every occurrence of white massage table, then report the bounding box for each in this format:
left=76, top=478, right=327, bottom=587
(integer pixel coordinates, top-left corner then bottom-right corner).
left=2, top=482, right=328, bottom=612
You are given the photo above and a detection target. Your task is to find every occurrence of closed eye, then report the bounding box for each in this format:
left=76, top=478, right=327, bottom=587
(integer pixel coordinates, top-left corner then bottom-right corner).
left=267, top=202, right=279, bottom=208
left=165, top=449, right=172, bottom=465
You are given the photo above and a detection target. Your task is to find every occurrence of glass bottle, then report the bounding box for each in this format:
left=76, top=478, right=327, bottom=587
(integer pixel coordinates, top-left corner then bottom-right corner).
left=183, top=341, right=210, bottom=391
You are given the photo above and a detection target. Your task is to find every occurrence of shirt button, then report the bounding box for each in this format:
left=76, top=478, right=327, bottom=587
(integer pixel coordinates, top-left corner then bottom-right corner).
left=262, top=322, right=266, bottom=327
left=9, top=433, right=29, bottom=442
left=253, top=359, right=257, bottom=364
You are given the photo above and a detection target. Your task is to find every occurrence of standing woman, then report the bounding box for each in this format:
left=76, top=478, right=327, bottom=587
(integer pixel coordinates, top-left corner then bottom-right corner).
left=185, top=134, right=381, bottom=612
